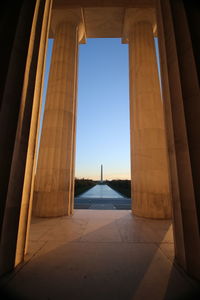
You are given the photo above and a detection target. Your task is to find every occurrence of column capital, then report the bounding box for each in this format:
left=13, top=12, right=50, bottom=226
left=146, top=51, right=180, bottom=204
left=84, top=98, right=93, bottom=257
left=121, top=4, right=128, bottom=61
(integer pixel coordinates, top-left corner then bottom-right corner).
left=122, top=8, right=157, bottom=44
left=49, top=8, right=86, bottom=44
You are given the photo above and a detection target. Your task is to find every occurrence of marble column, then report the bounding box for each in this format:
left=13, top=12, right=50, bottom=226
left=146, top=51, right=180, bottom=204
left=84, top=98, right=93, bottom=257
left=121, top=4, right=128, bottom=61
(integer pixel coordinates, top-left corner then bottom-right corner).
left=69, top=60, right=78, bottom=215
left=0, top=0, right=50, bottom=275
left=15, top=0, right=53, bottom=265
left=128, top=20, right=171, bottom=219
left=33, top=21, right=79, bottom=217
left=157, top=0, right=200, bottom=279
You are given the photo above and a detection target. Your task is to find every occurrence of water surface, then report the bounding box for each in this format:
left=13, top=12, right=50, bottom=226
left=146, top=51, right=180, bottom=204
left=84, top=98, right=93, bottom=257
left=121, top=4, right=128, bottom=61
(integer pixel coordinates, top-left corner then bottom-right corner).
left=79, top=184, right=124, bottom=199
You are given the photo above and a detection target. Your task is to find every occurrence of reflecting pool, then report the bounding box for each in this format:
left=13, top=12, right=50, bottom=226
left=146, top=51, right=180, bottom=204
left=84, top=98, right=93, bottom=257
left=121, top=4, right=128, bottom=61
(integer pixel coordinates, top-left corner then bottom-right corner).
left=79, top=184, right=124, bottom=199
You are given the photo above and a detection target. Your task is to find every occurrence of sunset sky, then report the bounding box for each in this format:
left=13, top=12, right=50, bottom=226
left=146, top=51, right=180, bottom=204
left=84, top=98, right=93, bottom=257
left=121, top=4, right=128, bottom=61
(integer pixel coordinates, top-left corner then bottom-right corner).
left=76, top=38, right=130, bottom=180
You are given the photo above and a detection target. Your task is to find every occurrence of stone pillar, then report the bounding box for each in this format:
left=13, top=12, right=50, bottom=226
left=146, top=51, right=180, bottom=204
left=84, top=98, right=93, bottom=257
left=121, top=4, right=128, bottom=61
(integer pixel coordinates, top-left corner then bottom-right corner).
left=125, top=9, right=171, bottom=219
left=0, top=0, right=38, bottom=240
left=70, top=59, right=78, bottom=215
left=15, top=0, right=53, bottom=265
left=33, top=20, right=79, bottom=217
left=0, top=0, right=50, bottom=275
left=157, top=0, right=200, bottom=279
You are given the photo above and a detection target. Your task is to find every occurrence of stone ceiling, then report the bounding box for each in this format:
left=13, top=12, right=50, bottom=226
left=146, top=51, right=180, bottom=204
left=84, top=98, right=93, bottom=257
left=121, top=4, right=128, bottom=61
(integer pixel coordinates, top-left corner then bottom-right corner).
left=50, top=0, right=156, bottom=41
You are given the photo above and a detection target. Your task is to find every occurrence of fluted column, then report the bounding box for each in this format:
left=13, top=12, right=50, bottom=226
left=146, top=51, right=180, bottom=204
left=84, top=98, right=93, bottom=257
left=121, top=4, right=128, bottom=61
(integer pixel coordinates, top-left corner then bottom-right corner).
left=128, top=17, right=171, bottom=218
left=33, top=21, right=79, bottom=217
left=157, top=0, right=200, bottom=279
left=0, top=0, right=50, bottom=276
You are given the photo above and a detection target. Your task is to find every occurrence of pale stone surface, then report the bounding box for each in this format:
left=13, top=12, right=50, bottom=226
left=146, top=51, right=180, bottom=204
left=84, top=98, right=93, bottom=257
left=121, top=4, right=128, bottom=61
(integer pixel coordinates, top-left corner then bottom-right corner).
left=15, top=0, right=53, bottom=267
left=128, top=20, right=171, bottom=219
left=50, top=7, right=86, bottom=43
left=0, top=0, right=52, bottom=275
left=33, top=21, right=79, bottom=217
left=83, top=7, right=125, bottom=38
left=123, top=8, right=157, bottom=43
left=157, top=0, right=200, bottom=279
left=50, top=5, right=157, bottom=41
left=1, top=210, right=199, bottom=300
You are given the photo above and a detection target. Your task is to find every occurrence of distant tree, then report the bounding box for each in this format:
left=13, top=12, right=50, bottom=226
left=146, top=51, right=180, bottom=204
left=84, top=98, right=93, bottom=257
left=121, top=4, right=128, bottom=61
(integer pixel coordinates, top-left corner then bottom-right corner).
left=74, top=178, right=96, bottom=196
left=106, top=179, right=131, bottom=198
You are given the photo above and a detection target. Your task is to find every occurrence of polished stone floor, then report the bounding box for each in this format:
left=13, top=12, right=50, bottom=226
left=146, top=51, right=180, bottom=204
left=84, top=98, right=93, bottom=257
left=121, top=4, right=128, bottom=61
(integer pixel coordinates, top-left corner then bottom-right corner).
left=1, top=210, right=200, bottom=300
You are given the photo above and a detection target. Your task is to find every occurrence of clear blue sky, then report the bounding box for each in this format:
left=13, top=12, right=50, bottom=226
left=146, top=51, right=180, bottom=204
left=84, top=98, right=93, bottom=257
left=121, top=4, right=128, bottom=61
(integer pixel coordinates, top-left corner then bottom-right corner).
left=41, top=38, right=160, bottom=181
left=76, top=38, right=130, bottom=180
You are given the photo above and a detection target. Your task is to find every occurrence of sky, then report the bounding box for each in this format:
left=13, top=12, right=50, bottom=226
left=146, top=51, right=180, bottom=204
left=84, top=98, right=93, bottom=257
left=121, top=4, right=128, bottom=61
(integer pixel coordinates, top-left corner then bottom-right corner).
left=41, top=37, right=160, bottom=181
left=76, top=38, right=130, bottom=180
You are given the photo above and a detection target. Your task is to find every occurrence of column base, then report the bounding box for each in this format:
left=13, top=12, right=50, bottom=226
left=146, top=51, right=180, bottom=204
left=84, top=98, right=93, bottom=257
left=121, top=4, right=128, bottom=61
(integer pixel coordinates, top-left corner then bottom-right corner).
left=132, top=192, right=172, bottom=219
left=33, top=191, right=71, bottom=217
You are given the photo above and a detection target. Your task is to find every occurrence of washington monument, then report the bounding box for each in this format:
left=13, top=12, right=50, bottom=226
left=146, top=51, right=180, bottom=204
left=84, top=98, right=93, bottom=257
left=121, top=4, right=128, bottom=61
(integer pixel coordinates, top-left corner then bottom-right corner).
left=101, top=164, right=103, bottom=183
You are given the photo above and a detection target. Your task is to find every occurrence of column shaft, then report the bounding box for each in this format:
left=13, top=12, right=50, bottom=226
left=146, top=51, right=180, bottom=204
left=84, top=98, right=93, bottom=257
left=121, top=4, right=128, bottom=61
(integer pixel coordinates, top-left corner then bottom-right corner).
left=129, top=21, right=171, bottom=219
left=33, top=22, right=78, bottom=217
left=157, top=0, right=200, bottom=279
left=70, top=49, right=78, bottom=215
left=0, top=0, right=49, bottom=275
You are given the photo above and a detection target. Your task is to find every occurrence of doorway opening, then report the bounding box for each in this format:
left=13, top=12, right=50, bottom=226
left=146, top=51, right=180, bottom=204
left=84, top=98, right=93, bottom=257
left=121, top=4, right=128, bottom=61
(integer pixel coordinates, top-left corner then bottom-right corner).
left=74, top=38, right=131, bottom=210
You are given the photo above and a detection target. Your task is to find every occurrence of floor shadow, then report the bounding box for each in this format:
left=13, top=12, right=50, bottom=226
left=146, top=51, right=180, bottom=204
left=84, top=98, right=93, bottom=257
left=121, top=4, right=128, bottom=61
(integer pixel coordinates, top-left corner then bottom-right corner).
left=0, top=210, right=199, bottom=300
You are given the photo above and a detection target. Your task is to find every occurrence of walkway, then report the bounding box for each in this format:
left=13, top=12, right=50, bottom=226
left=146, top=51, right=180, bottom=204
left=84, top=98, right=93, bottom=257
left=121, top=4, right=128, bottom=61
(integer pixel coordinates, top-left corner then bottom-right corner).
left=1, top=210, right=199, bottom=299
left=75, top=184, right=131, bottom=209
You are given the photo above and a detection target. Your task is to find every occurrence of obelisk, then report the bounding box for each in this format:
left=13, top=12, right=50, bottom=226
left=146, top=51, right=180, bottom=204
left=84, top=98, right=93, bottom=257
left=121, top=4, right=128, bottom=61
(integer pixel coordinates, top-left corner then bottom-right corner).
left=101, top=164, right=103, bottom=183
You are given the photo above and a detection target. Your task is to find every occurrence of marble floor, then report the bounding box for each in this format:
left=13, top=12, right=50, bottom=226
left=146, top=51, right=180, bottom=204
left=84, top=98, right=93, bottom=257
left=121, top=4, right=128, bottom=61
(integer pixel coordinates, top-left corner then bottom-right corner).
left=0, top=210, right=199, bottom=300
